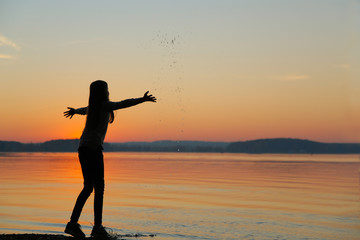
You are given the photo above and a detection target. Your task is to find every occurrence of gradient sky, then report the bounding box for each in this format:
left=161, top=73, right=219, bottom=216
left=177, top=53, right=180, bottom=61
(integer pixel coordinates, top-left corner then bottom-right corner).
left=0, top=0, right=359, bottom=143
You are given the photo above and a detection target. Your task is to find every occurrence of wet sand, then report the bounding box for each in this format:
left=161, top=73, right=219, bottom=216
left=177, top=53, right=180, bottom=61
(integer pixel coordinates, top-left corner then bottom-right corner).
left=0, top=234, right=73, bottom=240
left=0, top=233, right=156, bottom=240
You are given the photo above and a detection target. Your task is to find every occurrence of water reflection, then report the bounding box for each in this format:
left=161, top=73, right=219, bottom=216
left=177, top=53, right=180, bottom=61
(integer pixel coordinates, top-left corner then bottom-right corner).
left=0, top=153, right=359, bottom=240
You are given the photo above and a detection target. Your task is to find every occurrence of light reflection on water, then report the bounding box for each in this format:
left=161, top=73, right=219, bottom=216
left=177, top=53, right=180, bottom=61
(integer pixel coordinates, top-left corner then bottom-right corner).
left=0, top=152, right=359, bottom=240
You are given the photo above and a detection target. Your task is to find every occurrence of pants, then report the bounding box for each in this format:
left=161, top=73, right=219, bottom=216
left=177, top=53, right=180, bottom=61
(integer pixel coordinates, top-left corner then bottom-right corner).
left=70, top=146, right=105, bottom=226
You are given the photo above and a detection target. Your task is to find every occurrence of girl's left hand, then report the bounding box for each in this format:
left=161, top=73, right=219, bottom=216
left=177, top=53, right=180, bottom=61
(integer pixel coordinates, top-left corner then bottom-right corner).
left=64, top=107, right=75, bottom=119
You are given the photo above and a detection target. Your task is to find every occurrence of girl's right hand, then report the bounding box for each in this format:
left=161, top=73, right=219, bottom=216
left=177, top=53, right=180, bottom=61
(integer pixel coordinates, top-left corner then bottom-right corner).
left=143, top=91, right=157, bottom=102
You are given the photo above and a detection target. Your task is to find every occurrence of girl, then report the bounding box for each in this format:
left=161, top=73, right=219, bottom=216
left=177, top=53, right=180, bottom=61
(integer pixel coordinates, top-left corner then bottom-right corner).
left=63, top=80, right=156, bottom=239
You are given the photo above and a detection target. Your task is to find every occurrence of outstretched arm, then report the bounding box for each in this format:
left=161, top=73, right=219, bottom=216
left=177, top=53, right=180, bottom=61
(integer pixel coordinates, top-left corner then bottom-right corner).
left=143, top=91, right=157, bottom=102
left=107, top=91, right=157, bottom=111
left=63, top=107, right=87, bottom=119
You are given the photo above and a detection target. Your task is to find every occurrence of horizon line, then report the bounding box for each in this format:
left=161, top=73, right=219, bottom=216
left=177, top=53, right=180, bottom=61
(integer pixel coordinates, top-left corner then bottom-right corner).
left=1, top=138, right=359, bottom=144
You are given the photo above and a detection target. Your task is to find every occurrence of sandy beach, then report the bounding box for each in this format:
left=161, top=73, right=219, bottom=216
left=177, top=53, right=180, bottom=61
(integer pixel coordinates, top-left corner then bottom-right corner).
left=0, top=234, right=73, bottom=240
left=0, top=233, right=156, bottom=240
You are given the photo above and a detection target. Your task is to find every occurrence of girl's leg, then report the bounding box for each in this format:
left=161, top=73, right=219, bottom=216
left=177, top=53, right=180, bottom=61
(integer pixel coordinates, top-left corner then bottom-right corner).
left=70, top=184, right=93, bottom=223
left=70, top=147, right=95, bottom=223
left=93, top=149, right=105, bottom=227
left=90, top=148, right=111, bottom=238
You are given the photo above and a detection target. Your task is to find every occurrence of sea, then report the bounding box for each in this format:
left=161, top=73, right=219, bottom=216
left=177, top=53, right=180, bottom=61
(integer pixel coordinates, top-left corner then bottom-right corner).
left=0, top=152, right=359, bottom=240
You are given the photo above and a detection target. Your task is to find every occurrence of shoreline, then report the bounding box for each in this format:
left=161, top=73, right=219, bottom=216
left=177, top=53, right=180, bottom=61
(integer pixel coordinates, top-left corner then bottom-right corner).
left=0, top=233, right=157, bottom=240
left=0, top=234, right=73, bottom=240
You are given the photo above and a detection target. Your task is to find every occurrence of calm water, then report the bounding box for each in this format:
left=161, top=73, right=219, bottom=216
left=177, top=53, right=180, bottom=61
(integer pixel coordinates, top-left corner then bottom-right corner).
left=0, top=152, right=359, bottom=240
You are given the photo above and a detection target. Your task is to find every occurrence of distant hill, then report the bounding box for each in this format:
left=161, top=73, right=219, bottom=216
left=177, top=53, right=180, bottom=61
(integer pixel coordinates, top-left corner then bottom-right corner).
left=0, top=138, right=359, bottom=153
left=226, top=138, right=360, bottom=154
left=0, top=139, right=80, bottom=152
left=0, top=139, right=227, bottom=153
left=104, top=140, right=228, bottom=152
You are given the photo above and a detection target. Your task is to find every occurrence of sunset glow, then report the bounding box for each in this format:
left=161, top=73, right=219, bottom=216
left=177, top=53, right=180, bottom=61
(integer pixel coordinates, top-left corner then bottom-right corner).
left=0, top=1, right=359, bottom=143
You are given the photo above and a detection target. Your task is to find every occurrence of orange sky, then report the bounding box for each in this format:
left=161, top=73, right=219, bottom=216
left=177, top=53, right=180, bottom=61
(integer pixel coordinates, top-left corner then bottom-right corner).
left=0, top=1, right=359, bottom=143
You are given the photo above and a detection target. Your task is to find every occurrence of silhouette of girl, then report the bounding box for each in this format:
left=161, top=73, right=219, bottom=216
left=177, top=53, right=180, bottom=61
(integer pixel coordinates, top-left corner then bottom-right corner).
left=63, top=80, right=156, bottom=239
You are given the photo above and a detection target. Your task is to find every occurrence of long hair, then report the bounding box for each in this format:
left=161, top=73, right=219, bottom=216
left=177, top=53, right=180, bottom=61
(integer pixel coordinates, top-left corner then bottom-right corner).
left=85, top=80, right=114, bottom=130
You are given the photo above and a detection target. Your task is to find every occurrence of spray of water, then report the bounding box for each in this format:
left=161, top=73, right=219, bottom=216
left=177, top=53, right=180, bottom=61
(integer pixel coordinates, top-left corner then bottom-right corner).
left=151, top=32, right=185, bottom=151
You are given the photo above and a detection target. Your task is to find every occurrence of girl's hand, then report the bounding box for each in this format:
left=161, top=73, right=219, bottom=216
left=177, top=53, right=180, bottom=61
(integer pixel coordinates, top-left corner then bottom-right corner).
left=143, top=91, right=157, bottom=102
left=64, top=107, right=75, bottom=119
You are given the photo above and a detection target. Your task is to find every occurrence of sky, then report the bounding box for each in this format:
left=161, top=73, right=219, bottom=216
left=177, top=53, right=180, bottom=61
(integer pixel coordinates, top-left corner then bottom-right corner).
left=0, top=0, right=359, bottom=143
